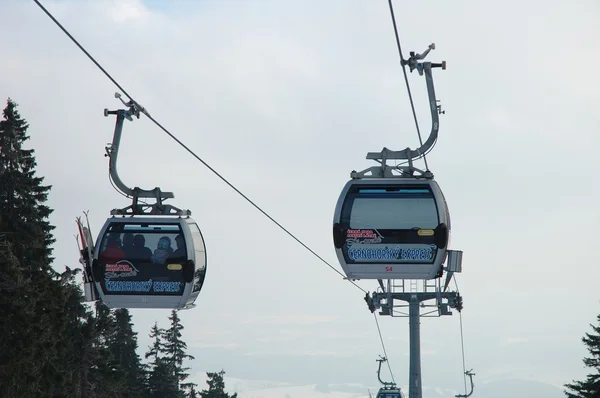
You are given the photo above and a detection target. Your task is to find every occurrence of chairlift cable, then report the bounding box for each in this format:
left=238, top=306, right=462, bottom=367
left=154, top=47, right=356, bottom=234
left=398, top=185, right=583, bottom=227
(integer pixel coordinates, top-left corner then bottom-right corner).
left=33, top=0, right=408, bottom=385
left=387, top=0, right=429, bottom=171
left=374, top=313, right=396, bottom=384
left=32, top=0, right=367, bottom=294
left=453, top=275, right=469, bottom=396
left=31, top=0, right=133, bottom=103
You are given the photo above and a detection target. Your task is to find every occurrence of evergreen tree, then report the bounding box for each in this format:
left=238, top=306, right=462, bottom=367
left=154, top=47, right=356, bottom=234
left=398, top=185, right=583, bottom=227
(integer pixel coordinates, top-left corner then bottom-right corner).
left=0, top=238, right=40, bottom=397
left=149, top=358, right=180, bottom=397
left=88, top=301, right=124, bottom=397
left=0, top=97, right=148, bottom=398
left=565, top=312, right=600, bottom=398
left=0, top=98, right=55, bottom=271
left=71, top=298, right=98, bottom=398
left=145, top=322, right=180, bottom=397
left=0, top=98, right=72, bottom=397
left=144, top=313, right=197, bottom=397
left=164, top=310, right=196, bottom=394
left=55, top=266, right=96, bottom=398
left=112, top=308, right=146, bottom=397
left=72, top=302, right=146, bottom=398
left=145, top=322, right=165, bottom=366
left=200, top=370, right=238, bottom=398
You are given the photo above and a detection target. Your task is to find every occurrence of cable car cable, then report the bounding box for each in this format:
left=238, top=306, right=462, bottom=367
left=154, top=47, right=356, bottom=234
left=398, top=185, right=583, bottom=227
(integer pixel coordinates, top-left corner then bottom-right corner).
left=453, top=275, right=469, bottom=396
left=31, top=1, right=134, bottom=105
left=387, top=0, right=429, bottom=171
left=32, top=0, right=367, bottom=294
left=374, top=313, right=396, bottom=384
left=33, top=0, right=405, bottom=382
left=458, top=310, right=468, bottom=395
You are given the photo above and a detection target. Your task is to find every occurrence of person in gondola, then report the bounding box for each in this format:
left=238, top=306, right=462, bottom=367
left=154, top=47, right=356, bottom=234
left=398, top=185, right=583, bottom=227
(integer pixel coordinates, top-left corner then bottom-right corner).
left=121, top=232, right=135, bottom=258
left=151, top=236, right=173, bottom=265
left=99, top=234, right=125, bottom=263
left=132, top=234, right=152, bottom=261
left=171, top=234, right=186, bottom=261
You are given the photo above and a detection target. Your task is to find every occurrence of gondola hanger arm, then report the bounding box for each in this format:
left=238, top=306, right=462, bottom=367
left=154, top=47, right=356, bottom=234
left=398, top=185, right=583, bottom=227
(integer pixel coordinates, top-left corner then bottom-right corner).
left=366, top=43, right=446, bottom=162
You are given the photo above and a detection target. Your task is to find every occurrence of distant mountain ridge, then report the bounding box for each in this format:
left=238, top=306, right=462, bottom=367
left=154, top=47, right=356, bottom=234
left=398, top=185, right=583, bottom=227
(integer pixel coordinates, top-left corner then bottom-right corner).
left=475, top=378, right=565, bottom=398
left=190, top=372, right=566, bottom=398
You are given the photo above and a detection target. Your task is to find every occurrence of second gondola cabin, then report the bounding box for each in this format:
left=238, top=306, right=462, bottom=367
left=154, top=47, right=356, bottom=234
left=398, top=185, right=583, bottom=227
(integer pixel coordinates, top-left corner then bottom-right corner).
left=91, top=216, right=207, bottom=309
left=333, top=178, right=451, bottom=280
left=376, top=387, right=405, bottom=398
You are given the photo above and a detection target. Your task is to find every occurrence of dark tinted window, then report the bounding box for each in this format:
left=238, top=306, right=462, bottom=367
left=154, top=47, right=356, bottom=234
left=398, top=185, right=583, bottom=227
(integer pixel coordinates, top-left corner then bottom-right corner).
left=348, top=188, right=438, bottom=230
left=188, top=223, right=206, bottom=293
left=97, top=222, right=188, bottom=296
left=99, top=223, right=186, bottom=265
left=189, top=223, right=206, bottom=270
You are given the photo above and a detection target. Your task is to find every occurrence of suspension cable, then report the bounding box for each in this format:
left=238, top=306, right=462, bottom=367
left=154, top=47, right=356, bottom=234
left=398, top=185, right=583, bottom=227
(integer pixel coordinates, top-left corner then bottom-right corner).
left=33, top=0, right=405, bottom=384
left=374, top=313, right=396, bottom=384
left=386, top=0, right=429, bottom=171
left=387, top=3, right=470, bottom=393
left=453, top=275, right=468, bottom=395
left=32, top=0, right=366, bottom=294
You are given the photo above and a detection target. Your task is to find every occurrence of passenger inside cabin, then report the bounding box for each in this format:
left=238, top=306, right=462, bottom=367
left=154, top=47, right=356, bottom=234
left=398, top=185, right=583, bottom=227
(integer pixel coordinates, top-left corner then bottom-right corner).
left=122, top=233, right=135, bottom=257
left=132, top=234, right=152, bottom=260
left=99, top=234, right=125, bottom=263
left=151, top=236, right=173, bottom=265
left=171, top=234, right=186, bottom=260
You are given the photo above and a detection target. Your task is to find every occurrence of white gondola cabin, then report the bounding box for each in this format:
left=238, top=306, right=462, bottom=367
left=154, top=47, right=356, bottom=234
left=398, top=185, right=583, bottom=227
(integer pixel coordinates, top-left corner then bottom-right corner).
left=90, top=216, right=207, bottom=309
left=376, top=387, right=405, bottom=398
left=333, top=178, right=451, bottom=280
left=75, top=101, right=209, bottom=310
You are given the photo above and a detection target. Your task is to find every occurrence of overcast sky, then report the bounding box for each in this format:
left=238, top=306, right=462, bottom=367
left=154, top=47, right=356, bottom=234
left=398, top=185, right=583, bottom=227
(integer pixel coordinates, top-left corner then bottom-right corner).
left=1, top=0, right=599, bottom=397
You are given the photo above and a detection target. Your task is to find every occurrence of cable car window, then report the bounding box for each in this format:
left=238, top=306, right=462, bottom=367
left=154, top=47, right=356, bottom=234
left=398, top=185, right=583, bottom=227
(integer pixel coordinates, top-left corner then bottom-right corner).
left=349, top=188, right=439, bottom=230
left=189, top=222, right=206, bottom=293
left=189, top=223, right=206, bottom=270
left=96, top=222, right=188, bottom=296
left=339, top=186, right=441, bottom=266
left=439, top=189, right=451, bottom=230
left=376, top=391, right=402, bottom=398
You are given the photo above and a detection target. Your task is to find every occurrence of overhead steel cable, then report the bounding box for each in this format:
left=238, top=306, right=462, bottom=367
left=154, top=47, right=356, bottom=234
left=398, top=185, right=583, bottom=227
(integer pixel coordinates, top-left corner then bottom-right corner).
left=32, top=0, right=366, bottom=293
left=387, top=0, right=429, bottom=171
left=32, top=0, right=133, bottom=102
left=374, top=313, right=396, bottom=384
left=453, top=275, right=469, bottom=396
left=32, top=0, right=406, bottom=385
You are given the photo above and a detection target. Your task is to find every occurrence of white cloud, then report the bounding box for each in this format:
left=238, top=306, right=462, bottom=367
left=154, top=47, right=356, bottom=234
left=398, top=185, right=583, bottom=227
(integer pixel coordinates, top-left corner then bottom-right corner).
left=243, top=349, right=358, bottom=358
left=110, top=0, right=150, bottom=24
left=502, top=337, right=528, bottom=346
left=191, top=342, right=242, bottom=350
left=239, top=313, right=339, bottom=326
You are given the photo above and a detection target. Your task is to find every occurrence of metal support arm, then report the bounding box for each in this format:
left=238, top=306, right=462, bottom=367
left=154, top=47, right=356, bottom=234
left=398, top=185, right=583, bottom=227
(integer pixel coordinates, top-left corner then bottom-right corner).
left=351, top=44, right=446, bottom=180
left=455, top=370, right=475, bottom=397
left=366, top=43, right=446, bottom=161
left=369, top=286, right=465, bottom=398
left=103, top=93, right=190, bottom=216
left=376, top=356, right=397, bottom=388
left=365, top=59, right=441, bottom=161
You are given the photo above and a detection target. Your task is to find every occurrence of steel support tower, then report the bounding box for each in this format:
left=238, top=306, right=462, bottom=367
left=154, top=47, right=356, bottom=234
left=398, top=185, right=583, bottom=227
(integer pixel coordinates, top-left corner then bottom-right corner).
left=366, top=259, right=465, bottom=398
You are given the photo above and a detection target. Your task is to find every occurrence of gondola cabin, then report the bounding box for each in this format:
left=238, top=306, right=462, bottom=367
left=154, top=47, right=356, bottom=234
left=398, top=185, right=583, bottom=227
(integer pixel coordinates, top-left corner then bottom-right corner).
left=91, top=216, right=207, bottom=309
left=333, top=178, right=451, bottom=280
left=376, top=387, right=405, bottom=398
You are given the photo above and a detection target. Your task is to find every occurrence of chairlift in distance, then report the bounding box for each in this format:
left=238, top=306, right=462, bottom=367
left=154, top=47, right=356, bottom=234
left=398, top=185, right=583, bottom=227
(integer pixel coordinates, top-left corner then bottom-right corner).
left=372, top=356, right=405, bottom=398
